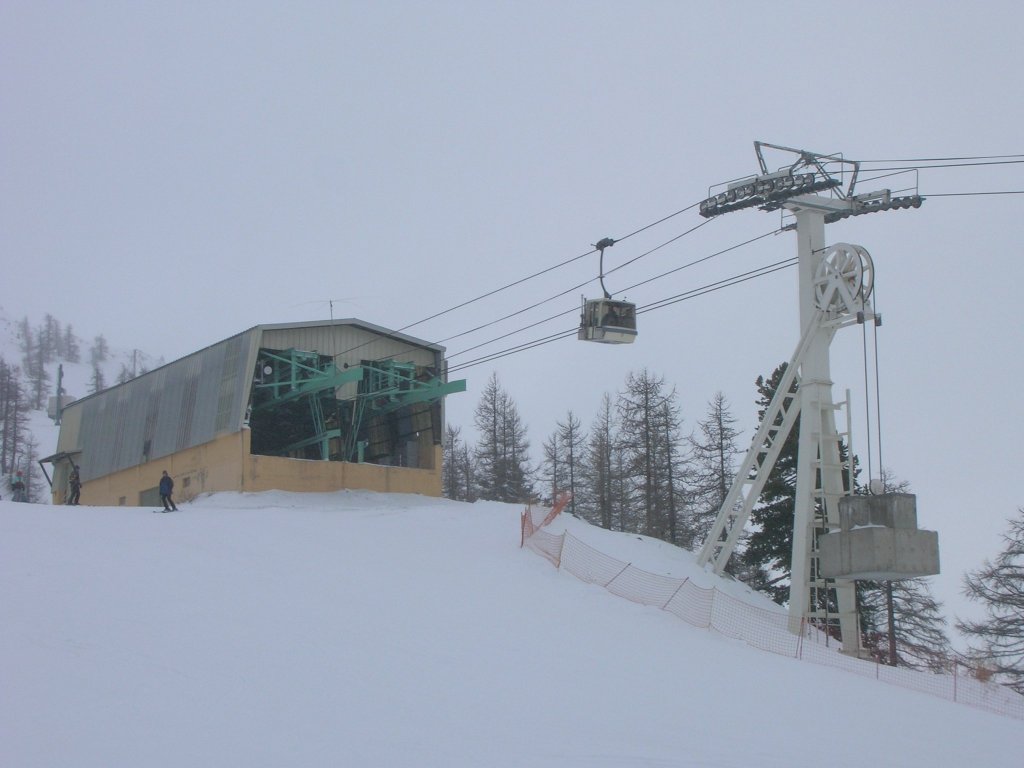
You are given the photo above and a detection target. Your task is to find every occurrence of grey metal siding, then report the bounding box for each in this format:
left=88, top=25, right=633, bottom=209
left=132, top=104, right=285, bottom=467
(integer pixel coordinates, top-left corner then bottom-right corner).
left=259, top=325, right=436, bottom=367
left=62, top=331, right=256, bottom=482
left=259, top=325, right=437, bottom=400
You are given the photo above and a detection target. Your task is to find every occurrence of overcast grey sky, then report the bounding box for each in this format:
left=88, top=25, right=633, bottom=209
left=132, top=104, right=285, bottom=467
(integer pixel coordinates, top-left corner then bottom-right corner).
left=3, top=1, right=1022, bottom=633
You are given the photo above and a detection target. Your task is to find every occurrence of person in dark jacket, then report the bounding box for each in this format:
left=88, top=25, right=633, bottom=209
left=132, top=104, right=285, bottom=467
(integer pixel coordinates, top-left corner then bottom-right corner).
left=159, top=470, right=178, bottom=512
left=9, top=470, right=27, bottom=502
left=68, top=465, right=81, bottom=505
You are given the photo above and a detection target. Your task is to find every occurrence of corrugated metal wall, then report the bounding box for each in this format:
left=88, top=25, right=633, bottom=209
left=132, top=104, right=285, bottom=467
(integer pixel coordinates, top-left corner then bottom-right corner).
left=259, top=324, right=436, bottom=366
left=60, top=330, right=257, bottom=482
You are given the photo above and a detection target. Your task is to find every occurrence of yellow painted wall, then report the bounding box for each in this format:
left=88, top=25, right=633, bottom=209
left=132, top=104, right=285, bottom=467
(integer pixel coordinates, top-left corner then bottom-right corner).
left=62, top=429, right=443, bottom=506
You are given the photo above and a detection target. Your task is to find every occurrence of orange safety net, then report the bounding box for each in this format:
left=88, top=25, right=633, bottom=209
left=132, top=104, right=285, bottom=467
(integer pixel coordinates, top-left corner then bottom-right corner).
left=521, top=517, right=1024, bottom=721
left=520, top=491, right=572, bottom=547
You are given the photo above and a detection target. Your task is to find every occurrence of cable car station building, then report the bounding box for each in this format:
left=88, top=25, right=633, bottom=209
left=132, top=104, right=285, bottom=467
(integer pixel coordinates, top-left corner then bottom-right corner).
left=47, top=320, right=466, bottom=507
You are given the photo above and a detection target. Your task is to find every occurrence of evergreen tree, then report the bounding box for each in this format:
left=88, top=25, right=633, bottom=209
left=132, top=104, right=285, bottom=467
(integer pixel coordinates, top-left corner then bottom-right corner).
left=957, top=508, right=1024, bottom=694
left=741, top=362, right=857, bottom=607
left=442, top=424, right=461, bottom=500
left=581, top=393, right=618, bottom=530
left=741, top=363, right=799, bottom=602
left=442, top=424, right=475, bottom=501
left=90, top=364, right=106, bottom=395
left=473, top=373, right=533, bottom=503
left=610, top=437, right=631, bottom=532
left=27, top=337, right=52, bottom=410
left=19, top=435, right=46, bottom=503
left=616, top=369, right=686, bottom=542
left=540, top=411, right=585, bottom=513
left=90, top=334, right=109, bottom=366
left=540, top=431, right=564, bottom=506
left=860, top=578, right=952, bottom=671
left=18, top=317, right=33, bottom=366
left=559, top=412, right=586, bottom=518
left=41, top=314, right=61, bottom=362
left=63, top=326, right=81, bottom=363
left=658, top=397, right=691, bottom=546
left=0, top=359, right=29, bottom=474
left=689, top=391, right=742, bottom=546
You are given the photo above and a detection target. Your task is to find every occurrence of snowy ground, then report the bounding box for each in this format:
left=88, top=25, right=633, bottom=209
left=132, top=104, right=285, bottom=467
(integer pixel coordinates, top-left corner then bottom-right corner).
left=2, top=491, right=1020, bottom=767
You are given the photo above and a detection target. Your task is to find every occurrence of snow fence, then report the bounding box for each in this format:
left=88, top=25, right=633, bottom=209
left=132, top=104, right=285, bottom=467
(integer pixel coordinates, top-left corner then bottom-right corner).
left=521, top=502, right=1024, bottom=722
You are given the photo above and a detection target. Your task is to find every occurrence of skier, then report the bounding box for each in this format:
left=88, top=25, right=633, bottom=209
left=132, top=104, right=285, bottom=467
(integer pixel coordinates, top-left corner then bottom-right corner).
left=159, top=470, right=178, bottom=512
left=68, top=465, right=81, bottom=505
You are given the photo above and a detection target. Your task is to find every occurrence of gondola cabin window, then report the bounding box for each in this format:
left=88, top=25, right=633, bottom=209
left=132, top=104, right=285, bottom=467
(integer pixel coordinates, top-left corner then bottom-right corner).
left=578, top=298, right=637, bottom=344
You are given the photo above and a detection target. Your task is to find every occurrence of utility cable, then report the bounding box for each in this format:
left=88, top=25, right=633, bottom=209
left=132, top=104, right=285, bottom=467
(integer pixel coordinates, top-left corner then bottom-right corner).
left=396, top=200, right=704, bottom=335
left=603, top=218, right=715, bottom=277
left=446, top=305, right=579, bottom=359
left=841, top=159, right=1024, bottom=172
left=924, top=190, right=1024, bottom=197
left=333, top=158, right=1019, bottom=364
left=445, top=228, right=782, bottom=361
left=611, top=200, right=702, bottom=242
left=447, top=328, right=578, bottom=372
left=328, top=198, right=712, bottom=363
left=336, top=152, right=1022, bottom=370
left=872, top=287, right=884, bottom=482
left=447, top=256, right=798, bottom=373
left=853, top=154, right=1024, bottom=163
left=436, top=217, right=724, bottom=348
left=616, top=228, right=781, bottom=294
left=636, top=257, right=796, bottom=314
left=861, top=320, right=874, bottom=485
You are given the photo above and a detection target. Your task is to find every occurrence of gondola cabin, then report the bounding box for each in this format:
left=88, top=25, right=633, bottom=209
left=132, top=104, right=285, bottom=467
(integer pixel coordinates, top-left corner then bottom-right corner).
left=578, top=298, right=637, bottom=344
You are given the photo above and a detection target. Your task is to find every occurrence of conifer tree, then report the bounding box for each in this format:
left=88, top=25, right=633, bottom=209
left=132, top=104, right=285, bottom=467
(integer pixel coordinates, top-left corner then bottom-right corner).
left=860, top=578, right=952, bottom=670
left=63, top=326, right=81, bottom=363
left=540, top=411, right=585, bottom=513
left=957, top=508, right=1024, bottom=693
left=540, top=431, right=565, bottom=506
left=27, top=337, right=51, bottom=410
left=473, top=372, right=533, bottom=503
left=741, top=363, right=799, bottom=602
left=689, top=391, right=742, bottom=545
left=0, top=359, right=29, bottom=474
left=616, top=369, right=687, bottom=542
left=90, top=334, right=109, bottom=365
left=90, top=364, right=106, bottom=394
left=581, top=393, right=618, bottom=530
left=442, top=424, right=475, bottom=501
left=41, top=314, right=61, bottom=362
left=442, top=424, right=462, bottom=500
left=658, top=397, right=691, bottom=546
left=741, top=363, right=857, bottom=606
left=18, top=317, right=33, bottom=366
left=19, top=435, right=45, bottom=503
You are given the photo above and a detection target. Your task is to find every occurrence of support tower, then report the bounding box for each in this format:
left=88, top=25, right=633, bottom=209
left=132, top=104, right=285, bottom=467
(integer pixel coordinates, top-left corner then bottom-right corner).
left=695, top=142, right=926, bottom=652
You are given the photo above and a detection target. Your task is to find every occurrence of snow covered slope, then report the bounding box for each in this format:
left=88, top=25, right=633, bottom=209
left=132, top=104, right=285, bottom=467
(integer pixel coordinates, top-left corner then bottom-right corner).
left=1, top=491, right=1019, bottom=767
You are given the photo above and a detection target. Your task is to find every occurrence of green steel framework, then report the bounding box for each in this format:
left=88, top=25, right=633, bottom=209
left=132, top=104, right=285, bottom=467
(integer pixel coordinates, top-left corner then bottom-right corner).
left=250, top=347, right=466, bottom=463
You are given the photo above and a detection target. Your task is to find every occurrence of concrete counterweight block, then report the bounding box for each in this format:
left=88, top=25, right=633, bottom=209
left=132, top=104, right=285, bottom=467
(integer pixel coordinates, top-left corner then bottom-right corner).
left=818, top=493, right=940, bottom=580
